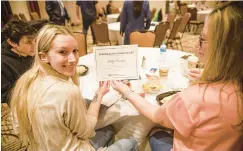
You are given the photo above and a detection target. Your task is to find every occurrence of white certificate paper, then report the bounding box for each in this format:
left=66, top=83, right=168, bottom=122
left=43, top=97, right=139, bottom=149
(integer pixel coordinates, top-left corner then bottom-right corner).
left=94, top=45, right=139, bottom=81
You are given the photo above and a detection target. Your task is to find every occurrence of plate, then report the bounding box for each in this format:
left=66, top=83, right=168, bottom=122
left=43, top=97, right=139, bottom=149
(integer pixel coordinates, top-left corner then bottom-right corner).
left=77, top=65, right=89, bottom=76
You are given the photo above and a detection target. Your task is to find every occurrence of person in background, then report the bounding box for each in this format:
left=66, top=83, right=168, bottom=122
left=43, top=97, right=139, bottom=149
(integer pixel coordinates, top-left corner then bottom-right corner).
left=106, top=1, right=112, bottom=15
left=45, top=0, right=70, bottom=26
left=95, top=1, right=106, bottom=20
left=120, top=0, right=151, bottom=44
left=10, top=24, right=138, bottom=151
left=76, top=1, right=97, bottom=44
left=1, top=19, right=36, bottom=104
left=111, top=1, right=243, bottom=150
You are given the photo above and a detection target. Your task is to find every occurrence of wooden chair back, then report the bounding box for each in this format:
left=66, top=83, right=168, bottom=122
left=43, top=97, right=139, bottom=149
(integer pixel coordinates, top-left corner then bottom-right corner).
left=91, top=21, right=111, bottom=45
left=154, top=22, right=170, bottom=47
left=73, top=31, right=87, bottom=56
left=130, top=31, right=156, bottom=47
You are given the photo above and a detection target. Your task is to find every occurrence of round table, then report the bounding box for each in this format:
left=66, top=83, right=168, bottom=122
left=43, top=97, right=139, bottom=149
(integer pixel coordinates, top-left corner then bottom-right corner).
left=78, top=47, right=192, bottom=150
left=197, top=8, right=213, bottom=22
left=107, top=13, right=120, bottom=24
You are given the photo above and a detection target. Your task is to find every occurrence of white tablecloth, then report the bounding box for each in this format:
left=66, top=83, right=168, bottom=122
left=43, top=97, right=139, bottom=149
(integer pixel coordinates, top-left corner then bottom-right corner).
left=108, top=22, right=159, bottom=45
left=107, top=13, right=120, bottom=24
left=197, top=8, right=213, bottom=22
left=78, top=47, right=191, bottom=150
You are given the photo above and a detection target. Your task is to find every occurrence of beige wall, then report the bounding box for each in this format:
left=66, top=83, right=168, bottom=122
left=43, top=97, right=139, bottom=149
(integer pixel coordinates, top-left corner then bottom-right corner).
left=9, top=1, right=31, bottom=21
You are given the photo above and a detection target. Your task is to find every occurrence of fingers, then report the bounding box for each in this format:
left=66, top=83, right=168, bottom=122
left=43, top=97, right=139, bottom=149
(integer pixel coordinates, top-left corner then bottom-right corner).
left=188, top=68, right=201, bottom=74
left=188, top=72, right=198, bottom=79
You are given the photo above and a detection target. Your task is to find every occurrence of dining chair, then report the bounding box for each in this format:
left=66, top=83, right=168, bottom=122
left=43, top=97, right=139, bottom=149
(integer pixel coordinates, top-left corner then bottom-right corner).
left=30, top=12, right=40, bottom=20
left=73, top=31, right=87, bottom=56
left=151, top=8, right=157, bottom=20
left=19, top=13, right=27, bottom=21
left=180, top=4, right=188, bottom=16
left=154, top=22, right=170, bottom=47
left=165, top=13, right=176, bottom=30
left=130, top=31, right=156, bottom=47
left=1, top=103, right=27, bottom=151
left=91, top=21, right=117, bottom=46
left=187, top=7, right=204, bottom=34
left=12, top=14, right=20, bottom=20
left=166, top=17, right=183, bottom=50
left=173, top=12, right=191, bottom=51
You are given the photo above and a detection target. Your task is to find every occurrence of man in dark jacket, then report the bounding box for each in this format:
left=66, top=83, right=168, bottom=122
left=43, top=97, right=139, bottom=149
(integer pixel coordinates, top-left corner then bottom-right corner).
left=76, top=1, right=97, bottom=44
left=45, top=0, right=70, bottom=25
left=1, top=19, right=36, bottom=104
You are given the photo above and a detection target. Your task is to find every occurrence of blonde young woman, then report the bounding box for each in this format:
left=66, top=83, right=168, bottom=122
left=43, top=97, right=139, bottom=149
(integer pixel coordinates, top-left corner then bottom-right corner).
left=10, top=25, right=137, bottom=151
left=111, top=2, right=243, bottom=151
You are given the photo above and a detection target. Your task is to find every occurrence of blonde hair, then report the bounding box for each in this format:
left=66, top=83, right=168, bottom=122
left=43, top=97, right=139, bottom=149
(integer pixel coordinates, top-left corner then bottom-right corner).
left=198, top=2, right=243, bottom=124
left=10, top=24, right=79, bottom=145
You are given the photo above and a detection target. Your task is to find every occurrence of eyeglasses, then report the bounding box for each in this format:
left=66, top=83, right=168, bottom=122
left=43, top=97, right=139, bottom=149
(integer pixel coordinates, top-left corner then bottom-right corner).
left=198, top=34, right=209, bottom=48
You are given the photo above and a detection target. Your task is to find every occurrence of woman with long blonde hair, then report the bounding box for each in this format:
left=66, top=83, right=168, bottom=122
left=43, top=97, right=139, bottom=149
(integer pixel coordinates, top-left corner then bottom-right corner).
left=10, top=25, right=137, bottom=151
left=111, top=1, right=243, bottom=150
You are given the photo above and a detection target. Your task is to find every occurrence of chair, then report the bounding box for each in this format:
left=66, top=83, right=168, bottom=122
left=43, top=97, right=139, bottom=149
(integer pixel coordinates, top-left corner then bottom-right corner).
left=110, top=6, right=120, bottom=14
left=19, top=13, right=27, bottom=21
left=166, top=17, right=183, bottom=50
left=165, top=13, right=176, bottom=29
left=180, top=4, right=188, bottom=16
left=30, top=12, right=40, bottom=20
left=12, top=14, right=20, bottom=20
left=187, top=7, right=204, bottom=34
left=91, top=21, right=117, bottom=46
left=151, top=8, right=157, bottom=20
left=1, top=103, right=27, bottom=151
left=173, top=12, right=191, bottom=51
left=130, top=31, right=156, bottom=47
left=154, top=22, right=170, bottom=47
left=73, top=31, right=87, bottom=56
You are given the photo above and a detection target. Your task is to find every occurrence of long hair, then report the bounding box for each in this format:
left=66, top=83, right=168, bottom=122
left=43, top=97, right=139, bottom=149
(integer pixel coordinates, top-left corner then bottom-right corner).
left=10, top=24, right=79, bottom=145
left=198, top=2, right=243, bottom=124
left=133, top=1, right=144, bottom=19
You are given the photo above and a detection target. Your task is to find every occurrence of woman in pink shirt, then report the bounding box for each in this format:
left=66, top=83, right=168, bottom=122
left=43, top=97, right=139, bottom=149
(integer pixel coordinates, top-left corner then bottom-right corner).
left=111, top=1, right=243, bottom=151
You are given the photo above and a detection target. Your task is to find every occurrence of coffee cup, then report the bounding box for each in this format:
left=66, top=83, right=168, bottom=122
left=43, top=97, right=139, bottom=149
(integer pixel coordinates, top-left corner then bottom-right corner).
left=187, top=56, right=199, bottom=70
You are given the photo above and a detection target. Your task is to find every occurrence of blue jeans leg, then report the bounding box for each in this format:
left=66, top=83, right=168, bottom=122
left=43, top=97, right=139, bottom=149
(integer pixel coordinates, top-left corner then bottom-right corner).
left=105, top=138, right=138, bottom=151
left=90, top=125, right=114, bottom=150
left=149, top=130, right=173, bottom=151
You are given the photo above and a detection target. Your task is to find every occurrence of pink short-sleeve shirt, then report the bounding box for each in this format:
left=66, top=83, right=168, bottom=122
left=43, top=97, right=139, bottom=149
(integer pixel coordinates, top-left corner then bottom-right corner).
left=164, top=83, right=243, bottom=151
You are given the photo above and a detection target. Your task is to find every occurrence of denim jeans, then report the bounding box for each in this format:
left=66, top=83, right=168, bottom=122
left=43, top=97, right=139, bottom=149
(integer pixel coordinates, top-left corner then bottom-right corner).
left=90, top=125, right=114, bottom=150
left=105, top=138, right=138, bottom=151
left=149, top=130, right=173, bottom=151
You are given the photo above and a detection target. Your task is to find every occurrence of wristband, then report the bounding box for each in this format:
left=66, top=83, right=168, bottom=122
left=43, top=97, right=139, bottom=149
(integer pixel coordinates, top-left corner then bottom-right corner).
left=122, top=89, right=134, bottom=100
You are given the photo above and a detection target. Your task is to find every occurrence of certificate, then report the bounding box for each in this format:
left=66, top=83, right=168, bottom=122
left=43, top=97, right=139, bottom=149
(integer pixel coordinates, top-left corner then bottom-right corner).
left=94, top=45, right=139, bottom=81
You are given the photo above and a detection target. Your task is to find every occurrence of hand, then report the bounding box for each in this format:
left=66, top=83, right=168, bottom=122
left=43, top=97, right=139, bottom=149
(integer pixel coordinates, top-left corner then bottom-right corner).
left=188, top=68, right=203, bottom=80
left=110, top=80, right=130, bottom=94
left=97, top=81, right=110, bottom=97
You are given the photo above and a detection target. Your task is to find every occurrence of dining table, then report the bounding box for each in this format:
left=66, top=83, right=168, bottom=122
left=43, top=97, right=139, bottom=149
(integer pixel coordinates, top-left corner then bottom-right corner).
left=108, top=22, right=159, bottom=45
left=107, top=13, right=120, bottom=24
left=78, top=46, right=193, bottom=150
left=197, top=8, right=213, bottom=22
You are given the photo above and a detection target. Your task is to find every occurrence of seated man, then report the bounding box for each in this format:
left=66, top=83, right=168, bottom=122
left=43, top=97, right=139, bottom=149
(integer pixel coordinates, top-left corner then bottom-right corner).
left=1, top=19, right=37, bottom=104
